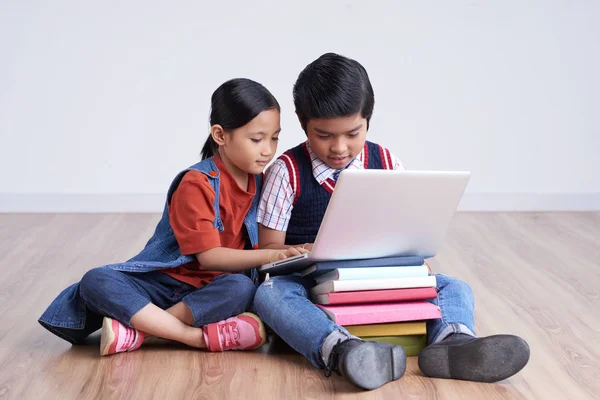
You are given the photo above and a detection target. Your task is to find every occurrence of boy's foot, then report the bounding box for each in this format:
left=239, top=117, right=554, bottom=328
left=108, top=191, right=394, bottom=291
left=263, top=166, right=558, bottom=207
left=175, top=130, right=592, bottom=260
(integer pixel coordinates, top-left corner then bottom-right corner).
left=100, top=317, right=145, bottom=356
left=418, top=333, right=530, bottom=382
left=203, top=312, right=267, bottom=352
left=325, top=339, right=406, bottom=390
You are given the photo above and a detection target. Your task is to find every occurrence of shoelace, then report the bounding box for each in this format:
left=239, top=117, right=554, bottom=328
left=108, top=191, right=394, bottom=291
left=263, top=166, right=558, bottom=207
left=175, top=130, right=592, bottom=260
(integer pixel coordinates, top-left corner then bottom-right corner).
left=219, top=321, right=240, bottom=349
left=324, top=339, right=342, bottom=378
left=117, top=325, right=138, bottom=352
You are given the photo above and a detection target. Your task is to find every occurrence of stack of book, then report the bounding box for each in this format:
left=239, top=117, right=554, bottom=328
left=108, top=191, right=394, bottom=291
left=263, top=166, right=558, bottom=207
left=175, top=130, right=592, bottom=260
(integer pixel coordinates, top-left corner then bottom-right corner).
left=302, top=256, right=440, bottom=356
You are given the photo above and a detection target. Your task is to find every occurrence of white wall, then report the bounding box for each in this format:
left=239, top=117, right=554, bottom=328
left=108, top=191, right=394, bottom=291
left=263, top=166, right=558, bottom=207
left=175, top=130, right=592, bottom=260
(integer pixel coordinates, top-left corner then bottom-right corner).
left=1, top=0, right=599, bottom=211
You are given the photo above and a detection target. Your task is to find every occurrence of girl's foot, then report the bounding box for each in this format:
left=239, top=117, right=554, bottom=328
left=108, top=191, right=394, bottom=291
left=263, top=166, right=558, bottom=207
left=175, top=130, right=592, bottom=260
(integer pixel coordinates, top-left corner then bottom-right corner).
left=203, top=312, right=267, bottom=352
left=100, top=317, right=145, bottom=356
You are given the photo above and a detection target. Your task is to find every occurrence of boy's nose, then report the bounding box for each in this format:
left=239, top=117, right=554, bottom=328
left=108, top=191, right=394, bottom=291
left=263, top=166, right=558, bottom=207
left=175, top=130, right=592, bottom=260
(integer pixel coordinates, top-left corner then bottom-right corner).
left=330, top=139, right=347, bottom=154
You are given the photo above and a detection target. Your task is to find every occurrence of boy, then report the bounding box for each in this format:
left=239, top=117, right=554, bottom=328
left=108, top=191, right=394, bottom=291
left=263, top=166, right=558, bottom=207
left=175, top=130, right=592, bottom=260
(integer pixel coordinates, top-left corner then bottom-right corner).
left=253, top=53, right=530, bottom=390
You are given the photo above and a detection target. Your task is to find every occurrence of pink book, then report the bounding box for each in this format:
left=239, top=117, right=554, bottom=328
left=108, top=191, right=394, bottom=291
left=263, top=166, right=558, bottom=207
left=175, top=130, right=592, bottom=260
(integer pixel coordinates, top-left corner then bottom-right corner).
left=317, top=301, right=441, bottom=326
left=312, top=287, right=438, bottom=305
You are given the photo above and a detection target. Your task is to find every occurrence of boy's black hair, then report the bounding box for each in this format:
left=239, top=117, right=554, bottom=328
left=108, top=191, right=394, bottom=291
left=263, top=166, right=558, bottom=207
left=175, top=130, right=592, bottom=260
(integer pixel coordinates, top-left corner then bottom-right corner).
left=293, top=52, right=374, bottom=130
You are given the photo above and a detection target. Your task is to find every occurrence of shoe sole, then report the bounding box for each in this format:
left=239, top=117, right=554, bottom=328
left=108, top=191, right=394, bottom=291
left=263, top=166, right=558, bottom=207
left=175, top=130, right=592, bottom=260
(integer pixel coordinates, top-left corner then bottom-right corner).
left=100, top=317, right=115, bottom=356
left=418, top=334, right=530, bottom=382
left=342, top=342, right=407, bottom=390
left=239, top=312, right=267, bottom=349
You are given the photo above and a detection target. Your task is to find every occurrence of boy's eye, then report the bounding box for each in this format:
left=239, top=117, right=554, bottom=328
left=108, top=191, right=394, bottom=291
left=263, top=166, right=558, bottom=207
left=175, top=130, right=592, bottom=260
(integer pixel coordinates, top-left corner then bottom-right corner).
left=348, top=132, right=360, bottom=138
left=316, top=134, right=329, bottom=139
left=272, top=136, right=280, bottom=141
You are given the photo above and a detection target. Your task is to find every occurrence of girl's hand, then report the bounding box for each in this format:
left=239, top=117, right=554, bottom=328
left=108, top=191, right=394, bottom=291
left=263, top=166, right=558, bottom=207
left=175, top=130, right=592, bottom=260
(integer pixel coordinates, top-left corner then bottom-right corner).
left=284, top=246, right=311, bottom=257
left=269, top=246, right=310, bottom=262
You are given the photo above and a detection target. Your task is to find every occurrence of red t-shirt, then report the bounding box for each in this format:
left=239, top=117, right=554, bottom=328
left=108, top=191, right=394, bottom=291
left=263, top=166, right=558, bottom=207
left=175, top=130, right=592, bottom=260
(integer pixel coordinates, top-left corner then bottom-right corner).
left=161, top=155, right=256, bottom=288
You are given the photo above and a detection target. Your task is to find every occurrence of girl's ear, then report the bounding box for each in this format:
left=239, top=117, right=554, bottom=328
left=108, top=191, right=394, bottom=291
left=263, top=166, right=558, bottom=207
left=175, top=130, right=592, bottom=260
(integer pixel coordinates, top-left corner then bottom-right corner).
left=211, top=125, right=226, bottom=146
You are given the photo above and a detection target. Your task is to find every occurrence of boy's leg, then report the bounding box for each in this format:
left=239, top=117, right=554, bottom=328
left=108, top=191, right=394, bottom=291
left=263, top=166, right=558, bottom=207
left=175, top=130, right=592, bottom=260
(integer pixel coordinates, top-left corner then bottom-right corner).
left=419, top=273, right=530, bottom=382
left=253, top=275, right=406, bottom=390
left=426, top=273, right=477, bottom=344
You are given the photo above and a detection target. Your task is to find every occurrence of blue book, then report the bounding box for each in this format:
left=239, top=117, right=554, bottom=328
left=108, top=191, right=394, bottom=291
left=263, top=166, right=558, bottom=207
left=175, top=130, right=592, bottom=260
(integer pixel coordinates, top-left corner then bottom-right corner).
left=300, top=256, right=425, bottom=279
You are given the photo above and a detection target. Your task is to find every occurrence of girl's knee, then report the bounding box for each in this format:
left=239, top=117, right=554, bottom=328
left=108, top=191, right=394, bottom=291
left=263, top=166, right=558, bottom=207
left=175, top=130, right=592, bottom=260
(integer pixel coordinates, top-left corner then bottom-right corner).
left=225, top=273, right=255, bottom=293
left=227, top=274, right=256, bottom=302
left=79, top=267, right=118, bottom=300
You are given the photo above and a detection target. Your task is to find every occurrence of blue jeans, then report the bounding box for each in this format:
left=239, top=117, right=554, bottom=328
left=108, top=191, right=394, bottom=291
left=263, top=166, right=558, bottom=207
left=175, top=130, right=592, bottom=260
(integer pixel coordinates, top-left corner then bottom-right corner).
left=78, top=267, right=256, bottom=329
left=426, top=273, right=475, bottom=343
left=253, top=273, right=475, bottom=369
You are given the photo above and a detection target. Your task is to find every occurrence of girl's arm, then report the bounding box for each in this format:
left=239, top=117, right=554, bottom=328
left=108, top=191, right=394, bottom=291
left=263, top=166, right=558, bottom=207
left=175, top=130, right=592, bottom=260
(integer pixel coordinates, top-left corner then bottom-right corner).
left=170, top=172, right=309, bottom=271
left=196, top=246, right=309, bottom=272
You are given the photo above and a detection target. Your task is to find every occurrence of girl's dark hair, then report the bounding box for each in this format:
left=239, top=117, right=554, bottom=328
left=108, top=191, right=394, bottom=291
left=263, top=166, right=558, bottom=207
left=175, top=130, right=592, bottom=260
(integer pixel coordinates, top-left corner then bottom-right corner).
left=293, top=52, right=374, bottom=130
left=201, top=78, right=280, bottom=160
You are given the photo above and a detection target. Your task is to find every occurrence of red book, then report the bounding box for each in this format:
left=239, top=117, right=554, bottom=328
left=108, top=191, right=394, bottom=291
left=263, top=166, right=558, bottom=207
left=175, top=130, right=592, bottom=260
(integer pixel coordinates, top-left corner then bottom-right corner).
left=312, top=287, right=437, bottom=305
left=317, top=301, right=441, bottom=326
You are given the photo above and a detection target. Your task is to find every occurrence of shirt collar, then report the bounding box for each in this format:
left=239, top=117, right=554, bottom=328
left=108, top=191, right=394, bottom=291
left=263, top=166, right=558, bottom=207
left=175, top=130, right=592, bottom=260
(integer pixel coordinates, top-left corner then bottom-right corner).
left=305, top=141, right=365, bottom=185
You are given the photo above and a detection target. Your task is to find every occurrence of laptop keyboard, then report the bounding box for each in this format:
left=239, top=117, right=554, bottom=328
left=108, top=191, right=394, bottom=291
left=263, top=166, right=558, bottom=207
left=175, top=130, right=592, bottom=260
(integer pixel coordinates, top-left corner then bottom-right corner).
left=272, top=252, right=310, bottom=266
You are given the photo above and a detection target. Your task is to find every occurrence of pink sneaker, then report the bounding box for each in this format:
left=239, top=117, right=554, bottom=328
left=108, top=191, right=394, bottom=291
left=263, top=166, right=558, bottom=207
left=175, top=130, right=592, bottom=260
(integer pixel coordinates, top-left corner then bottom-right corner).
left=100, top=317, right=145, bottom=356
left=203, top=312, right=267, bottom=352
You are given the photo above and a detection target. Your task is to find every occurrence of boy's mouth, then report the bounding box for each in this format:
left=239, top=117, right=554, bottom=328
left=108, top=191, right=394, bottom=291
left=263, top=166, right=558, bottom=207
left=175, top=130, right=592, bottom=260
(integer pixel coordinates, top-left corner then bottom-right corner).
left=328, top=156, right=348, bottom=166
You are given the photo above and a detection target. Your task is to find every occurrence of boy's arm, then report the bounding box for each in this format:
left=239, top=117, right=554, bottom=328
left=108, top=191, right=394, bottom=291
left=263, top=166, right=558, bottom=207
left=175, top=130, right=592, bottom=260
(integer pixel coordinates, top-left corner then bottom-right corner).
left=259, top=225, right=313, bottom=251
left=257, top=159, right=298, bottom=249
left=258, top=224, right=289, bottom=250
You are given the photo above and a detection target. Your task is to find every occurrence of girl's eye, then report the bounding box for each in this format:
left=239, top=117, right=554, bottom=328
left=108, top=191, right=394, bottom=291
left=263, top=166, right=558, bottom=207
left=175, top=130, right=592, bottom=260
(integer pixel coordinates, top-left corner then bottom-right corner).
left=272, top=137, right=280, bottom=141
left=251, top=138, right=261, bottom=143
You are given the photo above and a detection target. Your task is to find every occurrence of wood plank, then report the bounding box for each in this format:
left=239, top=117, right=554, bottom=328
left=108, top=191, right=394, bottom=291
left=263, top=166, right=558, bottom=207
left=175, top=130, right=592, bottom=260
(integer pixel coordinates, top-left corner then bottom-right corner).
left=0, top=212, right=598, bottom=399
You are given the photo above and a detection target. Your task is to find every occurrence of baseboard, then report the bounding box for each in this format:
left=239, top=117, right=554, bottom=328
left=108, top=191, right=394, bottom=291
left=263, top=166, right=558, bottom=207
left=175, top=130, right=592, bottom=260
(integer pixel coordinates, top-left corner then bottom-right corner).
left=1, top=193, right=599, bottom=212
left=0, top=194, right=166, bottom=213
left=457, top=193, right=600, bottom=211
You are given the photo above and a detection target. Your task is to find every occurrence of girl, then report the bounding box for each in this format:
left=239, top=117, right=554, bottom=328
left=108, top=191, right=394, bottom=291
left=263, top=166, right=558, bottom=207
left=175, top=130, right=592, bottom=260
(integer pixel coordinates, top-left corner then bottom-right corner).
left=39, top=78, right=308, bottom=355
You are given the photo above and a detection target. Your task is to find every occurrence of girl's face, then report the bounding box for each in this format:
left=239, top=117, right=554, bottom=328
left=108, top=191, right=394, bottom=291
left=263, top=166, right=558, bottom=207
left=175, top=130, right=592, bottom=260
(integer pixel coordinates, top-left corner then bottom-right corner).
left=219, top=108, right=281, bottom=176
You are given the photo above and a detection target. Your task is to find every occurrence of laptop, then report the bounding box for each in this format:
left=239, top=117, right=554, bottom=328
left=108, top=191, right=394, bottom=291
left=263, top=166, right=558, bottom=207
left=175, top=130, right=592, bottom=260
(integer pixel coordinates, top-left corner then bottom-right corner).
left=258, top=169, right=471, bottom=275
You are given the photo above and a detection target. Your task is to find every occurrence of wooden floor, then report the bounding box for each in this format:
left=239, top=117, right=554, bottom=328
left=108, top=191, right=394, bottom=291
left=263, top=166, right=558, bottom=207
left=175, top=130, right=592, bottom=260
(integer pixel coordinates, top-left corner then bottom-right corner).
left=0, top=213, right=598, bottom=399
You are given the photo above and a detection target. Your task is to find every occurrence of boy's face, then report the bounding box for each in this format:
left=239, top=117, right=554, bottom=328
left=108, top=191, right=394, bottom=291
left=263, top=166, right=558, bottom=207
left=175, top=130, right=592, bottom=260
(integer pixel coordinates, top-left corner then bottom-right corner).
left=304, top=114, right=368, bottom=169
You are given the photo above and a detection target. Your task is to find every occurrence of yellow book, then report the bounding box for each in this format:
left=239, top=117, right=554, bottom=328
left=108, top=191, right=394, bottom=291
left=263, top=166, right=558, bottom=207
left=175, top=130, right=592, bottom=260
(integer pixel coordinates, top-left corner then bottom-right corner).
left=363, top=335, right=427, bottom=356
left=346, top=321, right=426, bottom=337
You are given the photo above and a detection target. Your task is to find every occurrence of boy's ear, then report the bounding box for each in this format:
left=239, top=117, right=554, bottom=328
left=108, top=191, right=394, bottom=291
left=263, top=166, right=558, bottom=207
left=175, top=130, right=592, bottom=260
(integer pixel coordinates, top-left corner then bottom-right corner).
left=211, top=125, right=226, bottom=145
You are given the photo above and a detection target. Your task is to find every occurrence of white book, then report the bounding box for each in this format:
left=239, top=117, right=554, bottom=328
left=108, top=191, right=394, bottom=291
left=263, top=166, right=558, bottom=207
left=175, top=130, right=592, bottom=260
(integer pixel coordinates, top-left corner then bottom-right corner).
left=314, top=265, right=429, bottom=285
left=310, top=276, right=437, bottom=296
